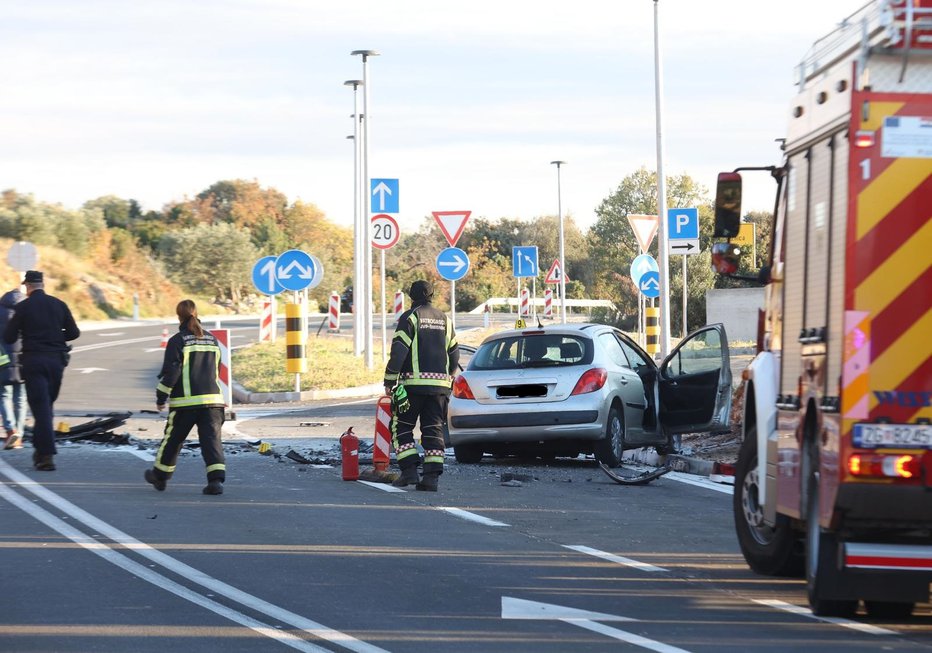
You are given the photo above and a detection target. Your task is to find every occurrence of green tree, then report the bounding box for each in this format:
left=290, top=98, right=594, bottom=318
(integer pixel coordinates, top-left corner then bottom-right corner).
left=588, top=167, right=709, bottom=330
left=83, top=195, right=131, bottom=229
left=158, top=223, right=258, bottom=304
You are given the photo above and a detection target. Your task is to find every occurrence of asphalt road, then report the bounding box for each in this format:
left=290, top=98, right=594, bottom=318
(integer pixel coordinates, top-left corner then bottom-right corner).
left=0, top=319, right=928, bottom=652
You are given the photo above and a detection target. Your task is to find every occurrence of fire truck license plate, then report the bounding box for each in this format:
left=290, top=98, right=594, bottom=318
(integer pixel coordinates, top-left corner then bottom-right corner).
left=853, top=424, right=932, bottom=449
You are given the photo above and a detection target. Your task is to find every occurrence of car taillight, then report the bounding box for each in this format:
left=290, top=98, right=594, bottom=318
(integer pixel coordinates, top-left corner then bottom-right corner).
left=848, top=453, right=920, bottom=479
left=452, top=375, right=475, bottom=400
left=571, top=368, right=607, bottom=395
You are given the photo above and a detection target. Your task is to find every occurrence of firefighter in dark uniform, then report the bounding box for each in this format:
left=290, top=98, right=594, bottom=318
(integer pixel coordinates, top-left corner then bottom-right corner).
left=144, top=299, right=227, bottom=495
left=2, top=270, right=80, bottom=471
left=384, top=280, right=459, bottom=491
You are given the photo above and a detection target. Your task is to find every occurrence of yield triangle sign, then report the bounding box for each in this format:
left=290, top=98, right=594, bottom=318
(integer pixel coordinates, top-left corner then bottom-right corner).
left=626, top=213, right=659, bottom=253
left=432, top=211, right=472, bottom=247
left=544, top=258, right=569, bottom=284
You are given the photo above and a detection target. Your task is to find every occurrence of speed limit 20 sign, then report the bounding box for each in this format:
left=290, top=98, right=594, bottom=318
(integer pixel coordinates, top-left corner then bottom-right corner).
left=371, top=214, right=400, bottom=249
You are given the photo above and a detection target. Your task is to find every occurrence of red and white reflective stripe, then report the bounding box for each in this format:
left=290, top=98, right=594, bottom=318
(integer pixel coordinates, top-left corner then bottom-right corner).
left=328, top=292, right=340, bottom=331
left=210, top=329, right=232, bottom=408
left=394, top=291, right=404, bottom=320
left=373, top=395, right=392, bottom=471
left=520, top=288, right=530, bottom=317
left=259, top=298, right=273, bottom=342
left=845, top=542, right=932, bottom=571
left=544, top=289, right=553, bottom=318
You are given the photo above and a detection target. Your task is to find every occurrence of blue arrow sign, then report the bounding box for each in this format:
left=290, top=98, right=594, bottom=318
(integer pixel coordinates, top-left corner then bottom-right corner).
left=252, top=255, right=284, bottom=295
left=667, top=207, right=699, bottom=240
left=370, top=178, right=399, bottom=214
left=436, top=247, right=470, bottom=281
left=629, top=254, right=659, bottom=285
left=512, top=246, right=538, bottom=278
left=275, top=249, right=316, bottom=291
left=639, top=271, right=660, bottom=298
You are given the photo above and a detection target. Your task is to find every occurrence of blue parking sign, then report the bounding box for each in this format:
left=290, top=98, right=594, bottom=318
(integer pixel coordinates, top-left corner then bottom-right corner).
left=667, top=207, right=699, bottom=240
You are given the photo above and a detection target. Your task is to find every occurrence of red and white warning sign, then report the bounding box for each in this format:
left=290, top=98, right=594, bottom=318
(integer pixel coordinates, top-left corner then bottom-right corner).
left=210, top=329, right=232, bottom=408
left=626, top=214, right=659, bottom=253
left=544, top=259, right=568, bottom=284
left=431, top=211, right=471, bottom=247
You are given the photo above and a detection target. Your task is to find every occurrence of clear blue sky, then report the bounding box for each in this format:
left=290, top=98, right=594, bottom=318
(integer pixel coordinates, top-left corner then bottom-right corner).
left=1, top=0, right=856, bottom=232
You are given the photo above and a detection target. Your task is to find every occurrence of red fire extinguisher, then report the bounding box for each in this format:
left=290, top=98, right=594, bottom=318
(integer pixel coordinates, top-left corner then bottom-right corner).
left=340, top=427, right=359, bottom=481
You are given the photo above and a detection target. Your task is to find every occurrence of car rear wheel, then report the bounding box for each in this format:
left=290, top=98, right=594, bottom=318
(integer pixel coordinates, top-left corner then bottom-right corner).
left=454, top=444, right=483, bottom=464
left=594, top=404, right=625, bottom=468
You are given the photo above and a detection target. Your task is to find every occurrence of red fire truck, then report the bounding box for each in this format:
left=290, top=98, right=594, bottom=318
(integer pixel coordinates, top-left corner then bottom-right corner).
left=712, top=0, right=932, bottom=617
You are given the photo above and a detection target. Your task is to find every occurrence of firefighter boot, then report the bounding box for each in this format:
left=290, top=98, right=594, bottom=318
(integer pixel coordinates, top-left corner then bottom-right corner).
left=416, top=472, right=440, bottom=492
left=391, top=465, right=420, bottom=487
left=144, top=469, right=166, bottom=491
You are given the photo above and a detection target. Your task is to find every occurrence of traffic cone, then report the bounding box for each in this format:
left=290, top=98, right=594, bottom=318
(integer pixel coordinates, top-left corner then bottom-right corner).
left=160, top=328, right=169, bottom=348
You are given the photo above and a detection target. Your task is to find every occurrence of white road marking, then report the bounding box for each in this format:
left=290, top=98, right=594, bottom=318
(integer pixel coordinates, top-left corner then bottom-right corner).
left=0, top=482, right=331, bottom=653
left=99, top=447, right=155, bottom=461
left=753, top=599, right=897, bottom=636
left=502, top=597, right=691, bottom=653
left=664, top=471, right=734, bottom=495
left=437, top=506, right=509, bottom=527
left=357, top=480, right=406, bottom=493
left=0, top=458, right=391, bottom=653
left=97, top=332, right=125, bottom=336
left=562, top=545, right=668, bottom=572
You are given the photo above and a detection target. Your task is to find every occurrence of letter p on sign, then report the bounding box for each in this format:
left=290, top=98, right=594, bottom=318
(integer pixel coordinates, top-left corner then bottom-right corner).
left=667, top=208, right=698, bottom=240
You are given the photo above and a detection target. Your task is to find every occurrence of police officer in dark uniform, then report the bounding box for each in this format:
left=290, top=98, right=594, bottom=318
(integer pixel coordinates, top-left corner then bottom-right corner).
left=2, top=270, right=80, bottom=471
left=144, top=299, right=227, bottom=495
left=383, top=280, right=459, bottom=491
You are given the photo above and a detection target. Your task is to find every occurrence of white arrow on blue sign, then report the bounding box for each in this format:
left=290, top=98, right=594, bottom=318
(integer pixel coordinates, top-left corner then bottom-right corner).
left=436, top=247, right=470, bottom=281
left=512, top=246, right=538, bottom=278
left=371, top=178, right=399, bottom=214
left=252, top=255, right=284, bottom=295
left=639, top=271, right=660, bottom=298
left=275, top=249, right=316, bottom=291
left=629, top=253, right=659, bottom=285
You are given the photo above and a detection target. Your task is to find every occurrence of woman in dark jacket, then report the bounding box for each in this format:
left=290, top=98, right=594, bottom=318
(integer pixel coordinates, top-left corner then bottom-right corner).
left=0, top=288, right=26, bottom=449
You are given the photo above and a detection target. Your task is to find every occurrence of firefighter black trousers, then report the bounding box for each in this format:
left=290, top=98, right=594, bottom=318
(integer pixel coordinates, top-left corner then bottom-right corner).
left=154, top=406, right=225, bottom=482
left=391, top=393, right=448, bottom=476
left=21, top=352, right=66, bottom=457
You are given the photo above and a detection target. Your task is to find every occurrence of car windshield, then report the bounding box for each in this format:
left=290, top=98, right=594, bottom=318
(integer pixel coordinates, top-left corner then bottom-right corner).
left=468, top=334, right=592, bottom=370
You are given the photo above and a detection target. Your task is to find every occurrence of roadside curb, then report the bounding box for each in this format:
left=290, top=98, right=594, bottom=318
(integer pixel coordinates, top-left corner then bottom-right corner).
left=622, top=447, right=716, bottom=477
left=232, top=381, right=382, bottom=404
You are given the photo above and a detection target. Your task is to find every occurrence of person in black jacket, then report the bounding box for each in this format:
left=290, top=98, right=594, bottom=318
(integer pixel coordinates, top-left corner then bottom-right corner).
left=0, top=287, right=26, bottom=450
left=383, top=280, right=459, bottom=491
left=2, top=271, right=80, bottom=471
left=144, top=299, right=227, bottom=495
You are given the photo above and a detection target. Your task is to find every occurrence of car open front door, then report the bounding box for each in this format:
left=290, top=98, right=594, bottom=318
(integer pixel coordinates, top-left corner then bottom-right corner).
left=657, top=324, right=732, bottom=434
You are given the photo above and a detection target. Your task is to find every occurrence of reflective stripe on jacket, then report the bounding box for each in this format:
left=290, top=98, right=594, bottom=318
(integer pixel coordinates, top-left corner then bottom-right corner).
left=384, top=302, right=459, bottom=394
left=156, top=326, right=224, bottom=409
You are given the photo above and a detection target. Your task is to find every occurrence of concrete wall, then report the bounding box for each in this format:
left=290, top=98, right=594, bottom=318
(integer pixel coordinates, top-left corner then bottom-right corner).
left=705, top=287, right=765, bottom=344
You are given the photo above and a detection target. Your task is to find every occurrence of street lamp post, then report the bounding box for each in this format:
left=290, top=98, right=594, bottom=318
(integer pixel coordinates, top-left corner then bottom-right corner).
left=351, top=49, right=379, bottom=370
left=550, top=160, right=567, bottom=324
left=344, top=80, right=364, bottom=357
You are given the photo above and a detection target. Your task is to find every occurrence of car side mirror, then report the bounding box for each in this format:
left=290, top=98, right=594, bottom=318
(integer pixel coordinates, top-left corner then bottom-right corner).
left=714, top=172, right=742, bottom=238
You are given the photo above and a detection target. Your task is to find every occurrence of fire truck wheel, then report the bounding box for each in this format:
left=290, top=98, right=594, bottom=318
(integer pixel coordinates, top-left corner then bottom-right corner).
left=805, top=460, right=858, bottom=618
left=864, top=601, right=914, bottom=619
left=733, top=428, right=803, bottom=576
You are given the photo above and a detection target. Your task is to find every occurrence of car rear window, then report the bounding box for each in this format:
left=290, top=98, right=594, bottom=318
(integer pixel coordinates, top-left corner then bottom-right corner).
left=468, top=334, right=593, bottom=370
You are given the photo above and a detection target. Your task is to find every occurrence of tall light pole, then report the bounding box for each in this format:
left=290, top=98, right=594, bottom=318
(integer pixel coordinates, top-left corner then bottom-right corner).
left=653, top=0, right=671, bottom=357
left=344, top=80, right=364, bottom=357
left=550, top=160, right=567, bottom=324
left=351, top=49, right=379, bottom=370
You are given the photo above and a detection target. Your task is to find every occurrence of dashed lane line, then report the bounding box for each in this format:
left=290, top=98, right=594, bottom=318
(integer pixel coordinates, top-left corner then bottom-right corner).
left=437, top=506, right=510, bottom=527
left=562, top=545, right=668, bottom=573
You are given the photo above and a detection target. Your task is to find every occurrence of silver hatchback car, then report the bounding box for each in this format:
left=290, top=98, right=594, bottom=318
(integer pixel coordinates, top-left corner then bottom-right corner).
left=448, top=323, right=732, bottom=466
